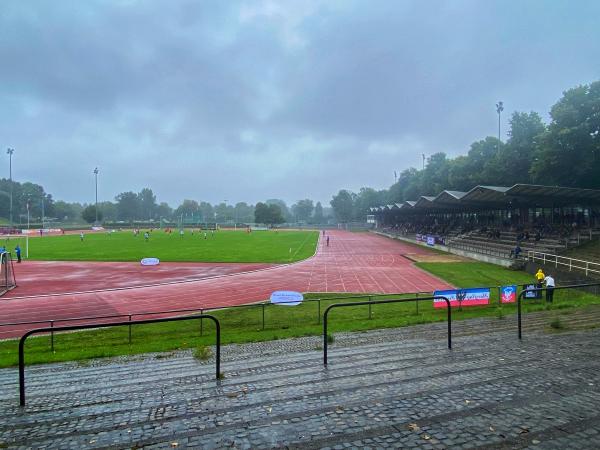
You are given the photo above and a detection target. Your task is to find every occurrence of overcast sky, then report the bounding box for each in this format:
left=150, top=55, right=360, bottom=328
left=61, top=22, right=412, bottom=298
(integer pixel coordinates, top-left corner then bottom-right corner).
left=1, top=0, right=599, bottom=207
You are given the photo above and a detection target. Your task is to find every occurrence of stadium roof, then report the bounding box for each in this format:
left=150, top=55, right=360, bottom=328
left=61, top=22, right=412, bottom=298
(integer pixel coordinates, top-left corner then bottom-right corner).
left=505, top=184, right=600, bottom=205
left=413, top=196, right=436, bottom=208
left=434, top=190, right=466, bottom=202
left=373, top=183, right=600, bottom=215
left=460, top=185, right=511, bottom=205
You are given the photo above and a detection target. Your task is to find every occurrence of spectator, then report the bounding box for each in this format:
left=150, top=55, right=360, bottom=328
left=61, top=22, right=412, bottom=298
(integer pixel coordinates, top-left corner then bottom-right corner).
left=544, top=274, right=555, bottom=303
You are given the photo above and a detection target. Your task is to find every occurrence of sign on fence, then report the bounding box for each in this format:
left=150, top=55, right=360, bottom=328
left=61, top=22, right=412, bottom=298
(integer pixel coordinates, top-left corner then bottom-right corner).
left=522, top=283, right=542, bottom=299
left=501, top=285, right=517, bottom=303
left=433, top=288, right=490, bottom=308
left=270, top=290, right=304, bottom=306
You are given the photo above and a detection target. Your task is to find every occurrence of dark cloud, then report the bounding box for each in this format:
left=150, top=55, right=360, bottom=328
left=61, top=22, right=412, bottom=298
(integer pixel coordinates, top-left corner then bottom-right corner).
left=0, top=0, right=599, bottom=207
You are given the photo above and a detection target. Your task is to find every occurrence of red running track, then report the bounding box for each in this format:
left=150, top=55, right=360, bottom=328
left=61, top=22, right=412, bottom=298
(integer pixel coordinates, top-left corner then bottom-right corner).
left=0, top=231, right=452, bottom=338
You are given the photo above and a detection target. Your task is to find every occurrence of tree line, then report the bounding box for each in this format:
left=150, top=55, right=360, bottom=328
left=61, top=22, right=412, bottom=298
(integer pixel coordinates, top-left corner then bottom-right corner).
left=0, top=182, right=332, bottom=226
left=329, top=79, right=600, bottom=222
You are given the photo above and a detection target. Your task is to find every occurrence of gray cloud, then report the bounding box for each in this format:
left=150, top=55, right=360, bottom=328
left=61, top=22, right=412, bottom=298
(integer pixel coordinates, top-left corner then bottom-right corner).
left=1, top=0, right=599, bottom=207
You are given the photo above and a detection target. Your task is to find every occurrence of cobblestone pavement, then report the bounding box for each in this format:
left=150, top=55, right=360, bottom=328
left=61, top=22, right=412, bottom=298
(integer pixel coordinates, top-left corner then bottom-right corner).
left=1, top=311, right=599, bottom=449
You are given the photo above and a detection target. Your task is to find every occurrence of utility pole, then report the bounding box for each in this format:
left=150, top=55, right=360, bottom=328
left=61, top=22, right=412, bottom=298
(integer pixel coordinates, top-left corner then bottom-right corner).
left=7, top=148, right=14, bottom=227
left=496, top=101, right=504, bottom=154
left=422, top=153, right=426, bottom=170
left=93, top=167, right=99, bottom=224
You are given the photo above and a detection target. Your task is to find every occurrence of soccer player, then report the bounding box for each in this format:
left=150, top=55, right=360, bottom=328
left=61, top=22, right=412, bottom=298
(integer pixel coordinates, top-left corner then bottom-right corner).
left=80, top=232, right=84, bottom=242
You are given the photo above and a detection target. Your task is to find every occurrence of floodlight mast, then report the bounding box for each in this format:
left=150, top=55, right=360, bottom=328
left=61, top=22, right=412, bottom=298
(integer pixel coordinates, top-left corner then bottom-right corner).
left=496, top=101, right=504, bottom=154
left=93, top=167, right=99, bottom=224
left=7, top=148, right=14, bottom=227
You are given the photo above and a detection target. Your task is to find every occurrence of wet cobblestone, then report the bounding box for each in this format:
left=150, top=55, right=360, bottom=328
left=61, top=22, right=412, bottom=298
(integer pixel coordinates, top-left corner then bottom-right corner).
left=1, top=312, right=599, bottom=449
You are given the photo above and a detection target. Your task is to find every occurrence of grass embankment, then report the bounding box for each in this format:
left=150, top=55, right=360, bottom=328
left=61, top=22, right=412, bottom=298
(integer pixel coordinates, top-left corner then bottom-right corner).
left=2, top=230, right=318, bottom=263
left=1, top=262, right=598, bottom=367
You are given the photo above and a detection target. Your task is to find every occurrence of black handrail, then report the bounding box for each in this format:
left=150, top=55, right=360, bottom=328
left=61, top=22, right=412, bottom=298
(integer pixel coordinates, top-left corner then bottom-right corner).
left=0, top=292, right=433, bottom=333
left=322, top=296, right=452, bottom=366
left=517, top=282, right=600, bottom=339
left=18, top=314, right=220, bottom=407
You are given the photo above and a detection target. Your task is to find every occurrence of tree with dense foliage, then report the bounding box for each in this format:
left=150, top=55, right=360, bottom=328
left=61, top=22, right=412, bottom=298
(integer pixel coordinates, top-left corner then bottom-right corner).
left=255, top=202, right=285, bottom=225
left=313, top=201, right=324, bottom=223
left=265, top=199, right=291, bottom=221
left=531, top=81, right=600, bottom=188
left=174, top=199, right=200, bottom=219
left=81, top=205, right=102, bottom=223
left=138, top=188, right=157, bottom=220
left=115, top=191, right=140, bottom=221
left=330, top=190, right=355, bottom=222
left=291, top=199, right=314, bottom=222
left=234, top=202, right=254, bottom=223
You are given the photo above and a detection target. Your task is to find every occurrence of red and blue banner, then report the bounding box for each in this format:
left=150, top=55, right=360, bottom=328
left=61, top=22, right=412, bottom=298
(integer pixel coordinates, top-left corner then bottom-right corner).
left=433, top=288, right=490, bottom=308
left=500, top=285, right=517, bottom=303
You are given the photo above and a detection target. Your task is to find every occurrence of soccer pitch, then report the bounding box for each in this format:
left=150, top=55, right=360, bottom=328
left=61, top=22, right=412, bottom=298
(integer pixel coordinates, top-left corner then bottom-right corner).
left=5, top=229, right=319, bottom=263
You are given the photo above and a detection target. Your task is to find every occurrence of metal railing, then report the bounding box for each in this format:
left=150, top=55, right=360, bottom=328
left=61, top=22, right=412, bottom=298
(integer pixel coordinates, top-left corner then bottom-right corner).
left=18, top=314, right=220, bottom=406
left=527, top=251, right=600, bottom=277
left=322, top=296, right=452, bottom=366
left=446, top=240, right=511, bottom=259
left=0, top=292, right=434, bottom=343
left=517, top=282, right=600, bottom=339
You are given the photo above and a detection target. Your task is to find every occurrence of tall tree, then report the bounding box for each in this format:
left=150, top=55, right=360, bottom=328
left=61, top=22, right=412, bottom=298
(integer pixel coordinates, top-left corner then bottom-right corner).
left=254, top=202, right=284, bottom=225
left=234, top=202, right=254, bottom=223
left=156, top=202, right=173, bottom=220
left=265, top=199, right=291, bottom=221
left=330, top=190, right=355, bottom=222
left=115, top=191, right=140, bottom=221
left=81, top=205, right=102, bottom=224
left=313, top=201, right=324, bottom=223
left=531, top=81, right=600, bottom=188
left=174, top=199, right=200, bottom=221
left=291, top=199, right=314, bottom=222
left=138, top=188, right=157, bottom=220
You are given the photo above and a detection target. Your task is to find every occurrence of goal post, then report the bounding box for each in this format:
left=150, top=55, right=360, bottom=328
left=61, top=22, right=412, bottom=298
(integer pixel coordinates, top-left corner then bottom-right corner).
left=0, top=251, right=17, bottom=296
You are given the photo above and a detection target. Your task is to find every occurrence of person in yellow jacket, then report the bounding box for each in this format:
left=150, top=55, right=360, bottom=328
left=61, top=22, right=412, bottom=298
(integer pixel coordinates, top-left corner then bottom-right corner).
left=535, top=268, right=545, bottom=290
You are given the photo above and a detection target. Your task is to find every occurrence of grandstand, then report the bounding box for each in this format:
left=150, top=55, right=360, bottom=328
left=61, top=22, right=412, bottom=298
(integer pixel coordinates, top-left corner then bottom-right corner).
left=372, top=184, right=600, bottom=265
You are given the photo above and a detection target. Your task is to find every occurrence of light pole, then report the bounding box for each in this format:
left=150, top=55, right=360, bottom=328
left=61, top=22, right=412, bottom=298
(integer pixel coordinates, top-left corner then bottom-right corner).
left=7, top=148, right=14, bottom=227
left=93, top=167, right=99, bottom=224
left=496, top=101, right=504, bottom=153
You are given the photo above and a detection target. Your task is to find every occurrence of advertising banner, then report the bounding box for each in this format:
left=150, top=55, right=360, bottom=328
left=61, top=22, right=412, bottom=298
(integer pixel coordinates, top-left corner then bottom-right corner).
left=141, top=257, right=160, bottom=266
left=522, top=283, right=542, bottom=299
left=427, top=235, right=435, bottom=246
left=433, top=288, right=490, bottom=308
left=270, top=291, right=304, bottom=306
left=500, top=285, right=517, bottom=303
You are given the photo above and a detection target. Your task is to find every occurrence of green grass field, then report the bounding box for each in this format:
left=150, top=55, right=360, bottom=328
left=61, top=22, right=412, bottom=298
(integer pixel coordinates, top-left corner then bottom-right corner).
left=2, top=261, right=599, bottom=368
left=3, top=230, right=319, bottom=263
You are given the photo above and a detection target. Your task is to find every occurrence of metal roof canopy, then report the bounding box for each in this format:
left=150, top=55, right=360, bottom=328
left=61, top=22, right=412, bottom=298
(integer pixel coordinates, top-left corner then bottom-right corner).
left=505, top=184, right=600, bottom=206
left=434, top=190, right=467, bottom=203
left=413, top=196, right=436, bottom=209
left=460, top=185, right=511, bottom=206
left=374, top=184, right=600, bottom=215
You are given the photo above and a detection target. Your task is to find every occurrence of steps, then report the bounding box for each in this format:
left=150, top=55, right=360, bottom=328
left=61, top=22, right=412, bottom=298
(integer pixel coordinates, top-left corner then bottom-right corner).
left=1, top=309, right=600, bottom=449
